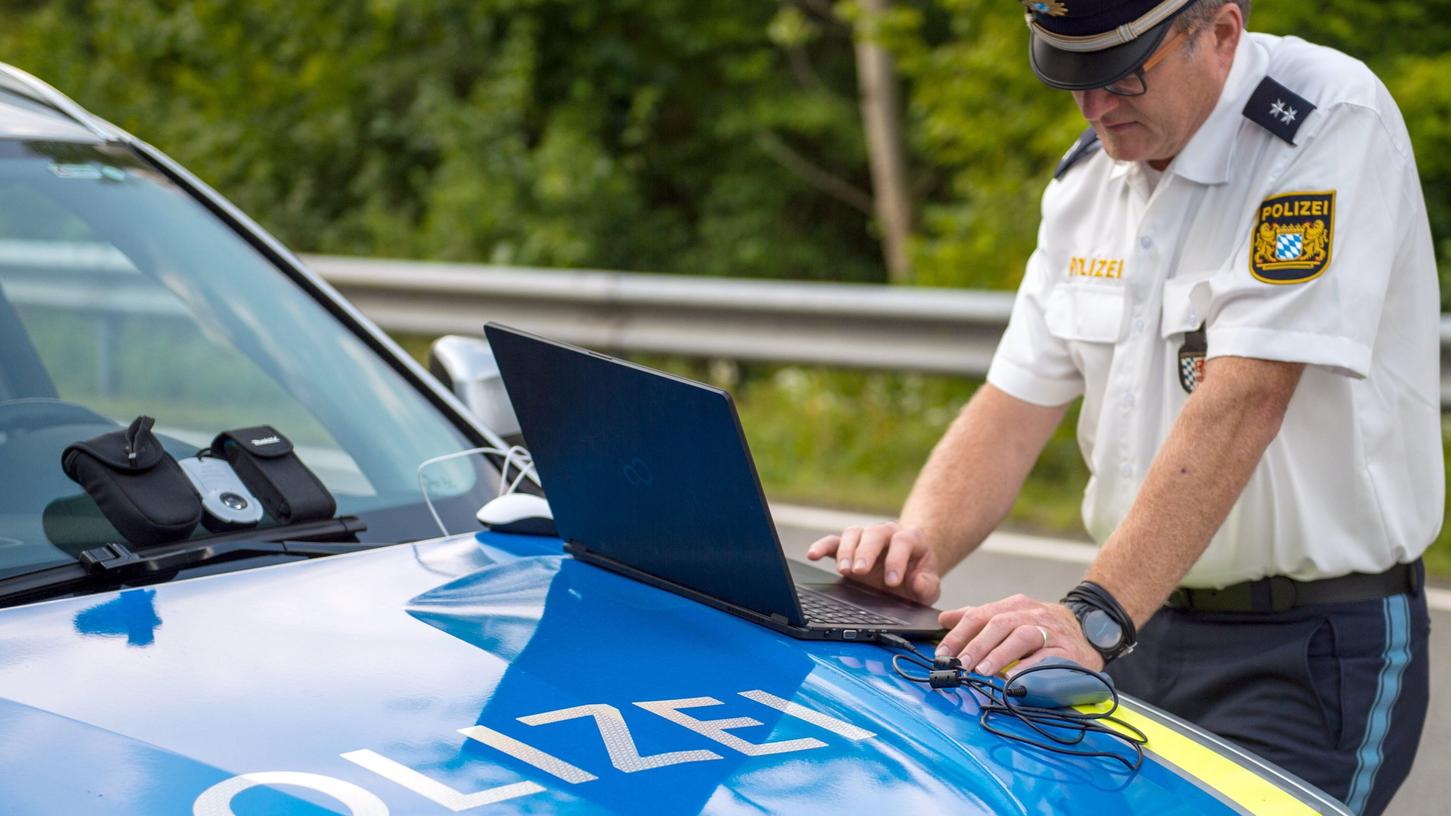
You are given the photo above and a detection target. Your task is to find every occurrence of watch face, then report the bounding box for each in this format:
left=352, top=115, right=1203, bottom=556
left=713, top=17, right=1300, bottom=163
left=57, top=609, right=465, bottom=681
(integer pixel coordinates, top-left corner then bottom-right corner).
left=1082, top=608, right=1124, bottom=650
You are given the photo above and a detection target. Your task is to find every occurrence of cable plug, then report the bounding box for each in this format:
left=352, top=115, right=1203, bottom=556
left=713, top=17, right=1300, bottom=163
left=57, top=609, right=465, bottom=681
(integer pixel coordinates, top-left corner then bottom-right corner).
left=877, top=633, right=915, bottom=652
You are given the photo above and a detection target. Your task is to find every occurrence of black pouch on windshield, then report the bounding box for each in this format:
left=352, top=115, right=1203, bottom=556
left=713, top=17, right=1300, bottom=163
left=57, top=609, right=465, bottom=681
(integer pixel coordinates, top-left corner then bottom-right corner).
left=210, top=426, right=335, bottom=524
left=61, top=415, right=202, bottom=546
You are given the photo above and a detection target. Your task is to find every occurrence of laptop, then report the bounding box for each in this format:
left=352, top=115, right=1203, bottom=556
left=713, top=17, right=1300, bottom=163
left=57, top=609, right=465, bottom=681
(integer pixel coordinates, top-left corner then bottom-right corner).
left=484, top=322, right=946, bottom=642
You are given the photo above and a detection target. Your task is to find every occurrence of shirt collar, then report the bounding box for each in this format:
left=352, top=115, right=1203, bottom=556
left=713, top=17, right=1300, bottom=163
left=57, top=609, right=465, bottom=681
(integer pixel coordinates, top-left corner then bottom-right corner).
left=1163, top=32, right=1266, bottom=185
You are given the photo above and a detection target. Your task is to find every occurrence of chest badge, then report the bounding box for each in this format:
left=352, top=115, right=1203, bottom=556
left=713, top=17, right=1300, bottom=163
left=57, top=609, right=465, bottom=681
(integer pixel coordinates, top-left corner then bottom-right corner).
left=1250, top=191, right=1335, bottom=284
left=1178, top=324, right=1207, bottom=394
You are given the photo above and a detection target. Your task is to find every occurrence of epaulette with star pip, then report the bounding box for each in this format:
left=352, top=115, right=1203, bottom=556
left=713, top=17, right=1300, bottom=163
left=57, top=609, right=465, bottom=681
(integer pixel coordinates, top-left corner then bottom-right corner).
left=1243, top=77, right=1316, bottom=145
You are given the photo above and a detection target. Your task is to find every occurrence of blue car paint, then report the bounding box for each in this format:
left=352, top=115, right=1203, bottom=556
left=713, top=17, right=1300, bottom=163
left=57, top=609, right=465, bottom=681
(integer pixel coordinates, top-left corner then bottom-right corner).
left=0, top=532, right=1235, bottom=814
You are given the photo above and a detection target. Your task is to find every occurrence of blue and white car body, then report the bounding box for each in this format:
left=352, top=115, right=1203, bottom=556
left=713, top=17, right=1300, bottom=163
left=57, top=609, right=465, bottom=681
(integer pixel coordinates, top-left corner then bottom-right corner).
left=0, top=65, right=1350, bottom=815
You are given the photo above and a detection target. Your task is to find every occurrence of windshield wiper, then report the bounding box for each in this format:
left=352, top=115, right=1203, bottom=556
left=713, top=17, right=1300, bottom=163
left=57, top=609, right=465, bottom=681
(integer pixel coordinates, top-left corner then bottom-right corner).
left=0, top=516, right=372, bottom=608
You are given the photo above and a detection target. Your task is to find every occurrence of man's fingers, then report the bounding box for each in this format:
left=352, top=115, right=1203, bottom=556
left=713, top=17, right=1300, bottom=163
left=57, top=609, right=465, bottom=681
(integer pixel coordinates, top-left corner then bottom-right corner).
left=938, top=606, right=969, bottom=628
left=834, top=527, right=863, bottom=575
left=808, top=522, right=938, bottom=603
left=851, top=525, right=895, bottom=576
left=881, top=528, right=921, bottom=587
left=936, top=607, right=989, bottom=657
left=805, top=535, right=840, bottom=560
left=1010, top=648, right=1070, bottom=673
left=974, top=624, right=1046, bottom=677
left=957, top=613, right=1026, bottom=669
left=913, top=569, right=941, bottom=604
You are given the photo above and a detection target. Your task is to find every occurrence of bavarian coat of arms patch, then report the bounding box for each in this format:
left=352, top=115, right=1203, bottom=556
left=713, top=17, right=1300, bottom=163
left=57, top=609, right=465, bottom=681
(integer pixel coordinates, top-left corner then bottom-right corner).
left=1250, top=191, right=1336, bottom=284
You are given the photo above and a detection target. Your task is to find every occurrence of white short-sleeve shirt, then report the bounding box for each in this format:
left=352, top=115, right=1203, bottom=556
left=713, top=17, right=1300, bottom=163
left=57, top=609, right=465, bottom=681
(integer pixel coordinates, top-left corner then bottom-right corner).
left=988, top=32, right=1443, bottom=588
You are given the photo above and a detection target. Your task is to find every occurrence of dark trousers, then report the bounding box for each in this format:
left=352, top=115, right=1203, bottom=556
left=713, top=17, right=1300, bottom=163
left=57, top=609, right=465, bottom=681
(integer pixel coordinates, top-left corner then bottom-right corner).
left=1107, top=578, right=1430, bottom=816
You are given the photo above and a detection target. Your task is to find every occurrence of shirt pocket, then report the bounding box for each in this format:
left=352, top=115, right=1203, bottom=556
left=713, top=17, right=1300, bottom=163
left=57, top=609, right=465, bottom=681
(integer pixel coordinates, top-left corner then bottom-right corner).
left=1160, top=276, right=1213, bottom=340
left=1044, top=285, right=1127, bottom=344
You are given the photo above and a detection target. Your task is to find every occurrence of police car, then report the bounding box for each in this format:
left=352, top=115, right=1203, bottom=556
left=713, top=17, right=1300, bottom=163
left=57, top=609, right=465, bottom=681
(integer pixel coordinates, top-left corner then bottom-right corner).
left=0, top=64, right=1351, bottom=815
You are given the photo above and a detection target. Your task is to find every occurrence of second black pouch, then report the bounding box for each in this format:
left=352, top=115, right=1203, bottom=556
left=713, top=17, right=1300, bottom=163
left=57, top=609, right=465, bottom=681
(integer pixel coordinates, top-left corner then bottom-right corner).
left=210, top=426, right=335, bottom=524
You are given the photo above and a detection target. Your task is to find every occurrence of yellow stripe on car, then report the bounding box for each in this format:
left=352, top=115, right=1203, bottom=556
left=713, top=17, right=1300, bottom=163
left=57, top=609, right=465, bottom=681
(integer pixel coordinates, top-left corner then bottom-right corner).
left=1094, top=701, right=1321, bottom=815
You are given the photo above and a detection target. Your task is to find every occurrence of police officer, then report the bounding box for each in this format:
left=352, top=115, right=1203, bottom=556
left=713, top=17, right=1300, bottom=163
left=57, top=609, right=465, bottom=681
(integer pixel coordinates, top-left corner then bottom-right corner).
left=807, top=1, right=1438, bottom=812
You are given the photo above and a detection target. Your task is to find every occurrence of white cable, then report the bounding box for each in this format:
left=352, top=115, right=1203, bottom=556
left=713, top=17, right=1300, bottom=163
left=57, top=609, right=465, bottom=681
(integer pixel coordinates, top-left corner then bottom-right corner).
left=415, top=445, right=538, bottom=538
left=504, top=444, right=539, bottom=496
left=507, top=467, right=533, bottom=495
left=497, top=445, right=534, bottom=493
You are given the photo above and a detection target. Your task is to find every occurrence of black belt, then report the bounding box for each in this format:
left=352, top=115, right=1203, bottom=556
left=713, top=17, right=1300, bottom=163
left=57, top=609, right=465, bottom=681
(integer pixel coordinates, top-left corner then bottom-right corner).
left=1165, top=561, right=1420, bottom=613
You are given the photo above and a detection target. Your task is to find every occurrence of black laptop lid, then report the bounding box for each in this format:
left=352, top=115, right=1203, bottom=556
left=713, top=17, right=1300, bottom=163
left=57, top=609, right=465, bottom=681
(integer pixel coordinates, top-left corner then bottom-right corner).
left=484, top=323, right=804, bottom=624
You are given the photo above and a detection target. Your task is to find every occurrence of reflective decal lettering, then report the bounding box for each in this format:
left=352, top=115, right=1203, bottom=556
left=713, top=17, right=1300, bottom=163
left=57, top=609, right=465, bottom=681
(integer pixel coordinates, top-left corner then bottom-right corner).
left=195, top=691, right=878, bottom=813
left=193, top=771, right=389, bottom=816
left=738, top=690, right=876, bottom=741
left=518, top=704, right=723, bottom=772
left=341, top=749, right=544, bottom=811
left=635, top=696, right=827, bottom=757
left=457, top=725, right=598, bottom=784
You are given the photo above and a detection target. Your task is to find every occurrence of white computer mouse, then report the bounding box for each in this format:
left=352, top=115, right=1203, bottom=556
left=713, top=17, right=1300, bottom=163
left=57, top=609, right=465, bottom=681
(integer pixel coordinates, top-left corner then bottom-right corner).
left=475, top=492, right=556, bottom=536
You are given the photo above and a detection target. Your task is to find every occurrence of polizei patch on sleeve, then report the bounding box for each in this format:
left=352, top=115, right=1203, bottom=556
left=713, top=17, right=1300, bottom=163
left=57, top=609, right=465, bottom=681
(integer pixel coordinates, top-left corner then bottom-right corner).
left=1249, top=191, right=1335, bottom=284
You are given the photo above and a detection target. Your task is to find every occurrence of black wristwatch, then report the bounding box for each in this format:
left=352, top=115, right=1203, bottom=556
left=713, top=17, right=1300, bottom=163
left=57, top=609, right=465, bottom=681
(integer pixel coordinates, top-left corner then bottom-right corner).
left=1062, top=581, right=1137, bottom=664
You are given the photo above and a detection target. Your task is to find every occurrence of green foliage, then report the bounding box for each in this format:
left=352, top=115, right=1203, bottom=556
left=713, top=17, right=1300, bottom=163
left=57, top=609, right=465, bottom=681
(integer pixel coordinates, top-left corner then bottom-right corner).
left=0, top=0, right=880, bottom=282
left=889, top=0, right=1086, bottom=289
left=5, top=2, right=1449, bottom=296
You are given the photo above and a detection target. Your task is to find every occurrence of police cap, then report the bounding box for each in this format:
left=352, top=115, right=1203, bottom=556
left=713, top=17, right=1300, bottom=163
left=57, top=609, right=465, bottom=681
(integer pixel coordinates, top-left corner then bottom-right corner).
left=1022, top=0, right=1200, bottom=91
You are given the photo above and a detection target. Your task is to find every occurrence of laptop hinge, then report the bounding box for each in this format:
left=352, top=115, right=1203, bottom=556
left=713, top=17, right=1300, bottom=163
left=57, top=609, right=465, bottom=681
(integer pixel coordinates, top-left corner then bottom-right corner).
left=769, top=612, right=791, bottom=625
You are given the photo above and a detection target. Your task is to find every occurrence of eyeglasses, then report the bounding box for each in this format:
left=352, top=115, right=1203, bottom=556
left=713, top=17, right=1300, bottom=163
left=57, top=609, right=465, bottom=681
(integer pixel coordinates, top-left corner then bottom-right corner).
left=1102, top=27, right=1189, bottom=97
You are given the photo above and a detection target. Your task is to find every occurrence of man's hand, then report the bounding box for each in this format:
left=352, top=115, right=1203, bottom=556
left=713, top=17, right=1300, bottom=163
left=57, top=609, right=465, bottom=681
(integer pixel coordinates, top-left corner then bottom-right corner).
left=936, top=595, right=1102, bottom=675
left=805, top=521, right=942, bottom=604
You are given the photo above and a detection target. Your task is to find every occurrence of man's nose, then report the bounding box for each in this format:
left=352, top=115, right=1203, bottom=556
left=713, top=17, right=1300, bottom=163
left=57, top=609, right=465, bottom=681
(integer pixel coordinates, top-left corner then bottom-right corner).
left=1075, top=88, right=1121, bottom=121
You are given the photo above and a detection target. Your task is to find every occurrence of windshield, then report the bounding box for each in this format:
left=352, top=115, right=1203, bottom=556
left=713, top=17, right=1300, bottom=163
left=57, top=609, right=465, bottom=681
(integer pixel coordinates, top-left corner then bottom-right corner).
left=0, top=139, right=494, bottom=577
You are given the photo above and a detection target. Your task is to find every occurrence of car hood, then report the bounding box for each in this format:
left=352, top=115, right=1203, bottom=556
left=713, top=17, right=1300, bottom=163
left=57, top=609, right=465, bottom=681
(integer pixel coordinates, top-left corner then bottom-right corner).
left=0, top=532, right=1341, bottom=815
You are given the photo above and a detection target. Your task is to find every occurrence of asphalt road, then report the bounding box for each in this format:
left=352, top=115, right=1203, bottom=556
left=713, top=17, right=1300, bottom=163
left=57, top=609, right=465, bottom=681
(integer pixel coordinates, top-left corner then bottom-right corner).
left=771, top=503, right=1449, bottom=816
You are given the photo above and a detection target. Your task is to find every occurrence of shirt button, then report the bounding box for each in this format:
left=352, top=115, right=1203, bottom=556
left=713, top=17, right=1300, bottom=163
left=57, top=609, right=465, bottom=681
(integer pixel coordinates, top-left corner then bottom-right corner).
left=1134, top=319, right=1145, bottom=332
left=1119, top=463, right=1134, bottom=478
left=1139, top=235, right=1154, bottom=250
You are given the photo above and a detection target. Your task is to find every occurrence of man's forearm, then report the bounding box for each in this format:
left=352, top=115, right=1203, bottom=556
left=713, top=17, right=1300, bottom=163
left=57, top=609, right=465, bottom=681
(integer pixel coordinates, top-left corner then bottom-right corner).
left=1084, top=356, right=1305, bottom=625
left=900, top=384, right=1068, bottom=572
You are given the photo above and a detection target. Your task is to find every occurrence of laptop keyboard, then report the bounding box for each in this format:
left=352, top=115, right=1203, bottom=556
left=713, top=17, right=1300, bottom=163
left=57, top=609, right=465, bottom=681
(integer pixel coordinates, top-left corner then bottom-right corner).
left=797, top=588, right=904, bottom=626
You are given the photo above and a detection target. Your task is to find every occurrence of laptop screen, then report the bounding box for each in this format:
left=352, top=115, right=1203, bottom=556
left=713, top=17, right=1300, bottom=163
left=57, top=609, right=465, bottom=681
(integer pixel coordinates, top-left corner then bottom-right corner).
left=484, top=323, right=803, bottom=623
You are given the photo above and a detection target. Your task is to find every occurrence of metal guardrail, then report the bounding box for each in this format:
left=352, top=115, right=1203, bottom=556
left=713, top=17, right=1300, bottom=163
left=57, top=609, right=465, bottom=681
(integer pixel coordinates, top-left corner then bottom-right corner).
left=302, top=255, right=1015, bottom=377
left=3, top=240, right=1448, bottom=404
left=305, top=254, right=1451, bottom=408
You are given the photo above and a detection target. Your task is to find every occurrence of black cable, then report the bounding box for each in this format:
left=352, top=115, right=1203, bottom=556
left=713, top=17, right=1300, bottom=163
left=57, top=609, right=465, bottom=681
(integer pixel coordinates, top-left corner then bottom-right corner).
left=878, top=634, right=1148, bottom=772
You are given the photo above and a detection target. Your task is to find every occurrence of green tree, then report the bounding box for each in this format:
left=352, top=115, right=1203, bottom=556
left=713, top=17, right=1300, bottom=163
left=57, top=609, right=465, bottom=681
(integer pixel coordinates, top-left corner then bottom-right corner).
left=1, top=0, right=884, bottom=282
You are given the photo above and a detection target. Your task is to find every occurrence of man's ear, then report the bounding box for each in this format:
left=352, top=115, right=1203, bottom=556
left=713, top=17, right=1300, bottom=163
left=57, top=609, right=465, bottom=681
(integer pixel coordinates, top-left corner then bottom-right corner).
left=1212, top=3, right=1244, bottom=58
